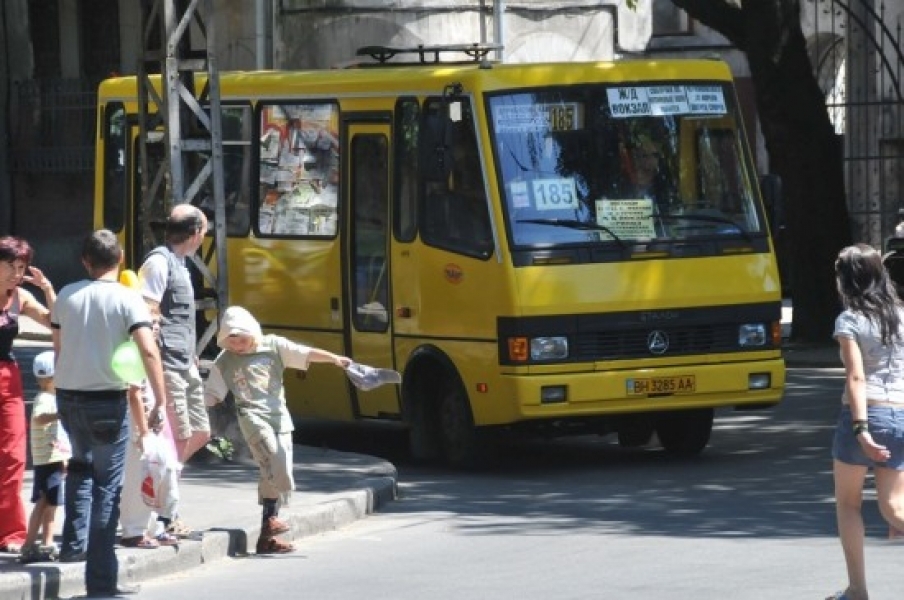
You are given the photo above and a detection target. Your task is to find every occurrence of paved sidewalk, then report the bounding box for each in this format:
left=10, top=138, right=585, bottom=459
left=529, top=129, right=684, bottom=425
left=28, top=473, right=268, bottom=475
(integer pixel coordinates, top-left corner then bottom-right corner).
left=0, top=442, right=397, bottom=600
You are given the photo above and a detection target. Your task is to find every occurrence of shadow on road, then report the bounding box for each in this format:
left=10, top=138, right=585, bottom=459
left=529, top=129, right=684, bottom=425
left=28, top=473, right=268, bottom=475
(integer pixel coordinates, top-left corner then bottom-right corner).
left=295, top=367, right=866, bottom=541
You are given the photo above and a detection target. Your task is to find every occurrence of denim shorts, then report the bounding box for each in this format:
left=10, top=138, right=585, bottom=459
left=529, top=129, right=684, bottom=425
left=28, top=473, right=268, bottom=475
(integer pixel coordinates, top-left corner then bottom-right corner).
left=833, top=405, right=904, bottom=470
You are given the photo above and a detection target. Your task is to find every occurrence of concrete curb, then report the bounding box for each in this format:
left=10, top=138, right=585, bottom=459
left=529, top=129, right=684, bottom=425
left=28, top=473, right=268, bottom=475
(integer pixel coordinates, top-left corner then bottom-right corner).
left=0, top=475, right=398, bottom=600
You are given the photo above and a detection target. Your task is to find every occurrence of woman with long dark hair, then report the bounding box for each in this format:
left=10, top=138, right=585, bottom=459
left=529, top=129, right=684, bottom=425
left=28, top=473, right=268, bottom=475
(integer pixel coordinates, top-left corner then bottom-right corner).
left=829, top=243, right=904, bottom=600
left=0, top=236, right=54, bottom=553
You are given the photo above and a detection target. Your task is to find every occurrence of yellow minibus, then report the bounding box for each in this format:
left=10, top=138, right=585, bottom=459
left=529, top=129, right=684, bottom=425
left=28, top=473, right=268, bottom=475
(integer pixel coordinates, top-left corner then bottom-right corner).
left=95, top=50, right=785, bottom=466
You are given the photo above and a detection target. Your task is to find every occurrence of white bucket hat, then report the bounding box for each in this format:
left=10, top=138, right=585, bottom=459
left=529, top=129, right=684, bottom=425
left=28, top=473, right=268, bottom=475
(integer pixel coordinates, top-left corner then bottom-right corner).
left=216, top=306, right=263, bottom=347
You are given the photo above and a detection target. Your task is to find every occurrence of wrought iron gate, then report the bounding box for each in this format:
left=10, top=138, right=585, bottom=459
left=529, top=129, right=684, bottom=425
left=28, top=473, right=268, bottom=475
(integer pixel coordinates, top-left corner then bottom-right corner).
left=808, top=0, right=904, bottom=249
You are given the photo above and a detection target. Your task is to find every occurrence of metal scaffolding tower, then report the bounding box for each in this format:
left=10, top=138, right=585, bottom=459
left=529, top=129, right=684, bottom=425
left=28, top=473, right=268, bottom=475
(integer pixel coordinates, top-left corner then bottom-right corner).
left=137, top=0, right=227, bottom=352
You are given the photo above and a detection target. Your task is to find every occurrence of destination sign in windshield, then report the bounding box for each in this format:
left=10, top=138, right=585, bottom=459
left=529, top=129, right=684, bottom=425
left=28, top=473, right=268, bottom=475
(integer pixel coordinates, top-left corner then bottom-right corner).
left=606, top=85, right=726, bottom=118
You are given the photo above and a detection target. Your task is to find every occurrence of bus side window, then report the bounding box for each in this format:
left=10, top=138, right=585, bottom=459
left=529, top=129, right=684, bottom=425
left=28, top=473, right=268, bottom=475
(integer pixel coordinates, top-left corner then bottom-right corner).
left=420, top=99, right=493, bottom=259
left=222, top=105, right=252, bottom=235
left=394, top=98, right=419, bottom=242
left=102, top=103, right=126, bottom=232
left=352, top=134, right=389, bottom=331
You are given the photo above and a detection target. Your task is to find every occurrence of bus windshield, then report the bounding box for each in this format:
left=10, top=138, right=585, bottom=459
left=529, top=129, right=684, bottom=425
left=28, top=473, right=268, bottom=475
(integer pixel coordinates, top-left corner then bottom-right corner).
left=488, top=82, right=764, bottom=248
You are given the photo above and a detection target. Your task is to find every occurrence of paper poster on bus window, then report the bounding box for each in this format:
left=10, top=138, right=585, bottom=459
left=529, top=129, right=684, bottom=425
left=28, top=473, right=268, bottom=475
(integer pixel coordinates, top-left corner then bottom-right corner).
left=685, top=86, right=727, bottom=114
left=509, top=180, right=530, bottom=208
left=258, top=102, right=339, bottom=236
left=595, top=199, right=656, bottom=239
left=608, top=86, right=726, bottom=118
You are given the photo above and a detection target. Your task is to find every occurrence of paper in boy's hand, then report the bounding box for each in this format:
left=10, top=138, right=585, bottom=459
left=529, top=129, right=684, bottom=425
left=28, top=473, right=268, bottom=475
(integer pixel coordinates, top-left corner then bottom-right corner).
left=345, top=362, right=401, bottom=391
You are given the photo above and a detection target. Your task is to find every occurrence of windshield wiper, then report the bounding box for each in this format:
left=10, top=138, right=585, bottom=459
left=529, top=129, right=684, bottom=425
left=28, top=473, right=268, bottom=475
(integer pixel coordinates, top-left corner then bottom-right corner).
left=653, top=213, right=752, bottom=242
left=517, top=218, right=625, bottom=248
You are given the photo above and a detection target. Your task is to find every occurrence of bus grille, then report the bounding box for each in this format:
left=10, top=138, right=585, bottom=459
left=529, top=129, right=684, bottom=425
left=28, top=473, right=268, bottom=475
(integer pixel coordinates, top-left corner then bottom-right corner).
left=571, top=324, right=739, bottom=361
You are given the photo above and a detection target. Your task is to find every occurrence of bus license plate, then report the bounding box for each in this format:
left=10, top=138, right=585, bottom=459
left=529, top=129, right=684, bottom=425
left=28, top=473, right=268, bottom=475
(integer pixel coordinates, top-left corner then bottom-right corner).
left=627, top=375, right=696, bottom=395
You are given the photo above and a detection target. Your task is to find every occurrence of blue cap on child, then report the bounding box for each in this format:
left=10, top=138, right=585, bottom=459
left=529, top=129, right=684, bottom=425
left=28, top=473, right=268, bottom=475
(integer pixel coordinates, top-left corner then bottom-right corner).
left=33, top=350, right=55, bottom=378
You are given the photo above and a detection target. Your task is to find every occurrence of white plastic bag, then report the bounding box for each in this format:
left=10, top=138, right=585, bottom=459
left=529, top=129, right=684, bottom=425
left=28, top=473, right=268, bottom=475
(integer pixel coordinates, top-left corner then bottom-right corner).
left=140, top=433, right=182, bottom=515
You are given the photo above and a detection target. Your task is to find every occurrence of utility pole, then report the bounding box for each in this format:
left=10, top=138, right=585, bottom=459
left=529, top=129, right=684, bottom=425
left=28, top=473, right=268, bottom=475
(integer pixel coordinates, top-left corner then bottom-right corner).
left=137, top=0, right=227, bottom=353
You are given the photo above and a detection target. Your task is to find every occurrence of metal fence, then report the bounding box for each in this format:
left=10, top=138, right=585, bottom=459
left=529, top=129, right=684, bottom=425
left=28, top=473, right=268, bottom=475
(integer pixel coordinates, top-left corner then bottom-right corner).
left=8, top=77, right=97, bottom=173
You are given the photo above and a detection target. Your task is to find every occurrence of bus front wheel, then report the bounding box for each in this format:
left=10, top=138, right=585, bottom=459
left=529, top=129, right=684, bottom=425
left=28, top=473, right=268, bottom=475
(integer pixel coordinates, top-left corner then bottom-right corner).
left=655, top=408, right=713, bottom=456
left=407, top=399, right=442, bottom=463
left=439, top=378, right=481, bottom=468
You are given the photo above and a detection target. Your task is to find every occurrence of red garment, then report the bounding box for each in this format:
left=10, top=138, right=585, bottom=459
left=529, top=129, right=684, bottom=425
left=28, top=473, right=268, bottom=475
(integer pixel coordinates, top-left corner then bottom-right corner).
left=0, top=360, right=27, bottom=548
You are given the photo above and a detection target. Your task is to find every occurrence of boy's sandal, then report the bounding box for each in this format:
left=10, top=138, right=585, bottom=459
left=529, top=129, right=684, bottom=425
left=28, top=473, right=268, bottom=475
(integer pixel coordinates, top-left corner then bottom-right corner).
left=120, top=536, right=159, bottom=549
left=0, top=543, right=22, bottom=553
left=256, top=537, right=296, bottom=555
left=826, top=590, right=859, bottom=600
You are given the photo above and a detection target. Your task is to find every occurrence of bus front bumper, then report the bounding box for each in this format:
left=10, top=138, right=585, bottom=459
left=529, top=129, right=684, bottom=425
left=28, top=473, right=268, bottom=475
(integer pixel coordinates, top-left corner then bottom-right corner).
left=481, top=357, right=785, bottom=424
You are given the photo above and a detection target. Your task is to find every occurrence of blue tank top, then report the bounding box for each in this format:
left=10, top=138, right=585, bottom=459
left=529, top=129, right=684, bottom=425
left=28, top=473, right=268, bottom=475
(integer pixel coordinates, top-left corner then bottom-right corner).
left=0, top=291, right=20, bottom=361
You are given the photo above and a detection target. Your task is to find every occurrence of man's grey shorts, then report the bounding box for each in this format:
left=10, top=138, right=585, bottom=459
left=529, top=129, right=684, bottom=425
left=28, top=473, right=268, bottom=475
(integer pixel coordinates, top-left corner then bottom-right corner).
left=833, top=404, right=904, bottom=470
left=164, top=363, right=210, bottom=440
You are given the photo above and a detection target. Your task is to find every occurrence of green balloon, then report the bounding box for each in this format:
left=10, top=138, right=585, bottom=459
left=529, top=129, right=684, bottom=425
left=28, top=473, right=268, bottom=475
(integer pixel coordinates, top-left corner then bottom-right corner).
left=111, top=340, right=146, bottom=383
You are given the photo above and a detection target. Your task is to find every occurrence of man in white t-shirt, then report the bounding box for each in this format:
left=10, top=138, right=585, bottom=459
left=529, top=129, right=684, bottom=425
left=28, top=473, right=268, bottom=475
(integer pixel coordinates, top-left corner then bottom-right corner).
left=52, top=229, right=166, bottom=596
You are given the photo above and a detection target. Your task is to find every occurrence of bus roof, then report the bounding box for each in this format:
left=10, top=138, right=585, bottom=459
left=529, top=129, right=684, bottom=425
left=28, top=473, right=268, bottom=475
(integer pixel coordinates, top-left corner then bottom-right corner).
left=97, top=58, right=734, bottom=101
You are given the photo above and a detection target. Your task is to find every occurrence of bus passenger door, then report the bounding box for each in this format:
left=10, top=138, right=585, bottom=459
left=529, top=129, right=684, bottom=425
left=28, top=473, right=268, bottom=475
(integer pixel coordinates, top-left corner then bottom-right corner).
left=345, top=121, right=399, bottom=418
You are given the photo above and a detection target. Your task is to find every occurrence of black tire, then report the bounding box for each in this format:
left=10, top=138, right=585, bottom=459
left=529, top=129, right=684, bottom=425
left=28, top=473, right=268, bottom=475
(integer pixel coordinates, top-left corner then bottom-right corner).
left=616, top=418, right=655, bottom=448
left=438, top=378, right=481, bottom=469
left=655, top=408, right=714, bottom=457
left=407, top=397, right=442, bottom=463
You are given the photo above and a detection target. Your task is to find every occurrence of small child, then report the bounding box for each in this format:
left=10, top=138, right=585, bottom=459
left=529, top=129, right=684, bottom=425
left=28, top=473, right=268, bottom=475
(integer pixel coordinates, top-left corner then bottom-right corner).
left=19, top=351, right=71, bottom=564
left=203, top=306, right=351, bottom=554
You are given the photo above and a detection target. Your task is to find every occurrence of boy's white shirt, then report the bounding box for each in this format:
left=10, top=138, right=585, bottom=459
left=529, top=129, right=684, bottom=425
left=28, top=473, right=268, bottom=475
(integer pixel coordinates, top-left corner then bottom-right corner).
left=30, top=390, right=71, bottom=465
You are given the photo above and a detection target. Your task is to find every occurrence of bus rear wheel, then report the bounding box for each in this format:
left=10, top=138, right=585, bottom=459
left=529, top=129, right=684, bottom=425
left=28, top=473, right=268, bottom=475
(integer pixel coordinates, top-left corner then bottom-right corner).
left=655, top=408, right=713, bottom=456
left=439, top=378, right=481, bottom=469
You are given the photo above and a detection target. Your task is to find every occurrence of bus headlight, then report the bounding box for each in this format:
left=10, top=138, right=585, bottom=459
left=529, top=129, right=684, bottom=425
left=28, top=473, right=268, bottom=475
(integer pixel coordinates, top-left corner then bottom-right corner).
left=530, top=336, right=569, bottom=361
left=738, top=323, right=767, bottom=347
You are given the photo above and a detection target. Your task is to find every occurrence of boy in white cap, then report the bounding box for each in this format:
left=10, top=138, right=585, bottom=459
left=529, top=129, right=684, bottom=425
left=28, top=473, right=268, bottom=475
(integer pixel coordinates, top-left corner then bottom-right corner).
left=19, top=350, right=71, bottom=563
left=203, top=306, right=351, bottom=554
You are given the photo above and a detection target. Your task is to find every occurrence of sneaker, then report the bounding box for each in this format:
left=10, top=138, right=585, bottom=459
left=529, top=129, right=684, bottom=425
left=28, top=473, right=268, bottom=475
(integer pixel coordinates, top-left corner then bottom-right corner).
left=255, top=535, right=295, bottom=555
left=261, top=516, right=290, bottom=538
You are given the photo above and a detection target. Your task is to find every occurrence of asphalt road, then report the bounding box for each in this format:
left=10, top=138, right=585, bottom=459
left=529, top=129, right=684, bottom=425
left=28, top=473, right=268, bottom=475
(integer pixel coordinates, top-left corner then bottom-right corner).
left=81, top=367, right=904, bottom=599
